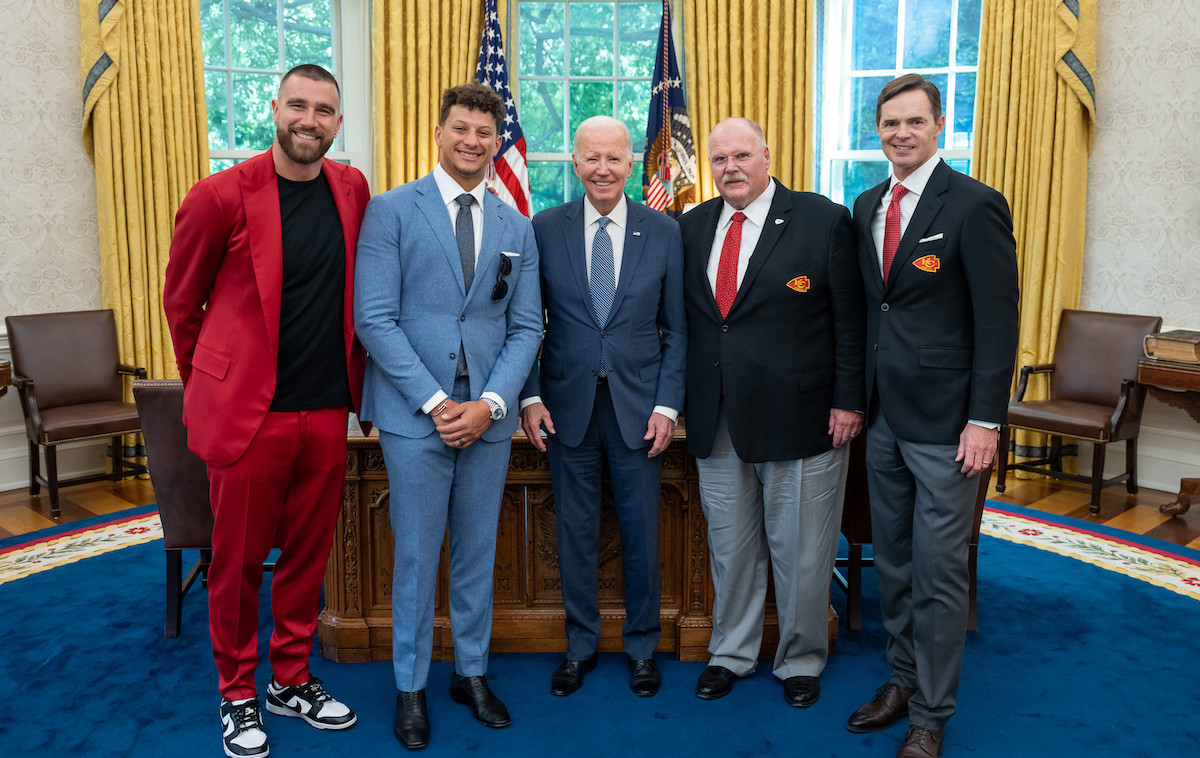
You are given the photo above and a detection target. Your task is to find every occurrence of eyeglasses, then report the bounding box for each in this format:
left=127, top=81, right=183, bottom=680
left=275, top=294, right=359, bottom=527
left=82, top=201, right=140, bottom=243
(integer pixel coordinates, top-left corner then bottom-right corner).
left=491, top=254, right=512, bottom=300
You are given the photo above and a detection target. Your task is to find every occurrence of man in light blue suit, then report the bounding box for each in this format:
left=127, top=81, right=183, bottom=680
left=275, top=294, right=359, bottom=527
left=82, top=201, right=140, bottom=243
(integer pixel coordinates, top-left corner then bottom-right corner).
left=519, top=116, right=686, bottom=699
left=353, top=83, right=541, bottom=752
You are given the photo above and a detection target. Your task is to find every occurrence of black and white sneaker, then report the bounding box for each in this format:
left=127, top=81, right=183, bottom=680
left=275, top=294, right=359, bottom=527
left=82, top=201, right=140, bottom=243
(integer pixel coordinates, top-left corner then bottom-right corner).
left=266, top=676, right=357, bottom=731
left=220, top=697, right=269, bottom=758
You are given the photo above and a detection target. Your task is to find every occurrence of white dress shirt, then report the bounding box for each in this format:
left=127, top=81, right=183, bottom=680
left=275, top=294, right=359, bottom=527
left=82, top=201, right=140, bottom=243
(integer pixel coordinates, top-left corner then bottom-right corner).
left=705, top=179, right=778, bottom=295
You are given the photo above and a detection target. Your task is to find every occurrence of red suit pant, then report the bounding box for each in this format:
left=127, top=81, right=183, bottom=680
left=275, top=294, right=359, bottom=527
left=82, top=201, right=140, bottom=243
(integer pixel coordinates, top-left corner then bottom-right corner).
left=206, top=407, right=348, bottom=700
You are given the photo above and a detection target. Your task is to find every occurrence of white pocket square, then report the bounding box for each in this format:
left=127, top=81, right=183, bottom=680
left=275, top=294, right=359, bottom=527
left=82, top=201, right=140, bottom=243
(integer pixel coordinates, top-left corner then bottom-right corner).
left=501, top=251, right=520, bottom=258
left=918, top=233, right=943, bottom=243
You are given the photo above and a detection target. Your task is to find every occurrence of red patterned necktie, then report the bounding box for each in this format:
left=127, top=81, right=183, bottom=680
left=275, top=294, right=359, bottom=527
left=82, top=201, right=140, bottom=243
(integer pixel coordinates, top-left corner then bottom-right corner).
left=715, top=211, right=747, bottom=318
left=881, top=184, right=908, bottom=285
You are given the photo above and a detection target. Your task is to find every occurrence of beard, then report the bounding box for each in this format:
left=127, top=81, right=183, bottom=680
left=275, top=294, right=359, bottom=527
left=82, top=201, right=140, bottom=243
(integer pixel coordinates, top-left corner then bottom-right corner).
left=276, top=123, right=335, bottom=165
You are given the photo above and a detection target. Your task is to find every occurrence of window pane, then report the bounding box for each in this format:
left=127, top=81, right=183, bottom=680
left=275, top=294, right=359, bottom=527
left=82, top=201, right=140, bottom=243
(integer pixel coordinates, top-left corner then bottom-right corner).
left=836, top=159, right=890, bottom=206
left=232, top=72, right=278, bottom=150
left=570, top=81, right=614, bottom=138
left=952, top=72, right=976, bottom=149
left=229, top=0, right=280, bottom=70
left=569, top=2, right=615, bottom=77
left=521, top=80, right=567, bottom=152
left=927, top=72, right=948, bottom=150
left=849, top=75, right=891, bottom=150
left=617, top=80, right=650, bottom=152
left=618, top=2, right=658, bottom=78
left=284, top=0, right=333, bottom=69
left=210, top=158, right=239, bottom=174
left=205, top=71, right=230, bottom=149
left=957, top=0, right=983, bottom=66
left=530, top=160, right=569, bottom=214
left=520, top=2, right=565, bottom=77
left=903, top=0, right=951, bottom=69
left=853, top=0, right=899, bottom=70
left=946, top=157, right=970, bottom=176
left=200, top=0, right=226, bottom=66
left=624, top=163, right=642, bottom=201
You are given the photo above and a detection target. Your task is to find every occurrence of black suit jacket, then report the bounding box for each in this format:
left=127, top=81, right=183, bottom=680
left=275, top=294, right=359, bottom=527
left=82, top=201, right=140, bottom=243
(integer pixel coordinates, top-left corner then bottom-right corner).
left=853, top=159, right=1019, bottom=445
left=681, top=179, right=865, bottom=462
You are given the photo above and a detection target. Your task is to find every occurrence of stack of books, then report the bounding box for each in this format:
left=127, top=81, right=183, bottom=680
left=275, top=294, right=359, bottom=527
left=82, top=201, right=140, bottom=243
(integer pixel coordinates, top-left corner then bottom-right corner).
left=1144, top=330, right=1200, bottom=364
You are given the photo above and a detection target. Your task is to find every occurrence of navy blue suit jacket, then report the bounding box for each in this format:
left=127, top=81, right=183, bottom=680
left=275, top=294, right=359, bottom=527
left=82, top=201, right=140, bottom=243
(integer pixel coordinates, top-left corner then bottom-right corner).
left=522, top=196, right=686, bottom=450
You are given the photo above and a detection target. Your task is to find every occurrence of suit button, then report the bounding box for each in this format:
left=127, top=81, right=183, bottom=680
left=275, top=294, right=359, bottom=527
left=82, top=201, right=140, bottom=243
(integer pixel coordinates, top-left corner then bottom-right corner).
left=721, top=325, right=729, bottom=333
left=600, top=331, right=607, bottom=338
left=714, top=360, right=720, bottom=367
left=460, top=314, right=466, bottom=321
left=591, top=369, right=598, bottom=376
left=881, top=303, right=889, bottom=311
left=449, top=352, right=456, bottom=360
left=873, top=343, right=878, bottom=351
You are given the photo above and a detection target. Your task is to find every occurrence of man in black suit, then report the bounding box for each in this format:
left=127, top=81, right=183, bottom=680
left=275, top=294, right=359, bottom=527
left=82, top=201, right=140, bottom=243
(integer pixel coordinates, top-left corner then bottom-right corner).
left=680, top=117, right=865, bottom=708
left=845, top=74, right=1019, bottom=758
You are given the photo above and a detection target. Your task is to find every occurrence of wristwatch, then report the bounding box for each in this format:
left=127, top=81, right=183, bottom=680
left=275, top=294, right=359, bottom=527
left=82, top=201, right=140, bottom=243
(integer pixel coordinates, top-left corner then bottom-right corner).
left=482, top=397, right=504, bottom=420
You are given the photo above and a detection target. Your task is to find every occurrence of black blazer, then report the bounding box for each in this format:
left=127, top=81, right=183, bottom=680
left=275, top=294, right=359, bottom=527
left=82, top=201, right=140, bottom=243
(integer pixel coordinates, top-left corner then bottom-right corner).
left=853, top=159, right=1019, bottom=445
left=681, top=179, right=865, bottom=462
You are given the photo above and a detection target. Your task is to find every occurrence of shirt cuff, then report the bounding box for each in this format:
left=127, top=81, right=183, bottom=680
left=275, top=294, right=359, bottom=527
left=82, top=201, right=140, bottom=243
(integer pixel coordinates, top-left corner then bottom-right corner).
left=519, top=396, right=543, bottom=411
left=422, top=391, right=449, bottom=415
left=653, top=406, right=679, bottom=423
left=968, top=419, right=1000, bottom=430
left=482, top=391, right=507, bottom=419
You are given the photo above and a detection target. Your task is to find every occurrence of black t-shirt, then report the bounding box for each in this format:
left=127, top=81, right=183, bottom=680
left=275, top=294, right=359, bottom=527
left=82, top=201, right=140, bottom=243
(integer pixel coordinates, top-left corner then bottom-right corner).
left=270, top=171, right=352, bottom=412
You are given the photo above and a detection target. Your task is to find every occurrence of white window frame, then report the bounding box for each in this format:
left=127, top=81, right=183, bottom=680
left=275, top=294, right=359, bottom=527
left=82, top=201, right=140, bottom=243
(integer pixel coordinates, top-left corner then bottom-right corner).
left=818, top=0, right=978, bottom=205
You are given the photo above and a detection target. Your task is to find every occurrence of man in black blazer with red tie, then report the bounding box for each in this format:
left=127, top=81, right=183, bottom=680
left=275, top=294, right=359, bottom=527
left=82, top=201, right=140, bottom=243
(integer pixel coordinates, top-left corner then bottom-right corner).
left=845, top=74, right=1019, bottom=758
left=680, top=117, right=865, bottom=709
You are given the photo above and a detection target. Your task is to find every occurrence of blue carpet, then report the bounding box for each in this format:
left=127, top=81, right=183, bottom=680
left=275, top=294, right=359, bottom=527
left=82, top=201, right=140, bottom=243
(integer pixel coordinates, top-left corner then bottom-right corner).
left=1, top=509, right=1198, bottom=757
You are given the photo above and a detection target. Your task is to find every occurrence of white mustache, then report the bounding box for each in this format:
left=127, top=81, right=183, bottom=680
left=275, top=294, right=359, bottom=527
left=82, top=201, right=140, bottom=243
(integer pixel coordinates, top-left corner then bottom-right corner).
left=721, top=172, right=749, bottom=184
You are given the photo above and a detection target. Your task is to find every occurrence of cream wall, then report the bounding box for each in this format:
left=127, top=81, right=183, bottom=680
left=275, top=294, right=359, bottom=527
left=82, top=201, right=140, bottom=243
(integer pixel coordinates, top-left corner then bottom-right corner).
left=0, top=1, right=1198, bottom=493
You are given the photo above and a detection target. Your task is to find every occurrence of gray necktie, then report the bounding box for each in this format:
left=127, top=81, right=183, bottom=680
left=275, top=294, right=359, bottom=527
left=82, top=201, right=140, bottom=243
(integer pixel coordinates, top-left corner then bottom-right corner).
left=455, top=193, right=475, bottom=292
left=590, top=217, right=615, bottom=377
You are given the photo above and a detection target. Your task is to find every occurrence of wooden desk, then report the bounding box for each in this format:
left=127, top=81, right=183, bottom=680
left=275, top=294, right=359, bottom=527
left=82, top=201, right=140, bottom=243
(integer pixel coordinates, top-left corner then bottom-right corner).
left=1137, top=359, right=1200, bottom=514
left=318, top=430, right=837, bottom=663
left=0, top=360, right=9, bottom=398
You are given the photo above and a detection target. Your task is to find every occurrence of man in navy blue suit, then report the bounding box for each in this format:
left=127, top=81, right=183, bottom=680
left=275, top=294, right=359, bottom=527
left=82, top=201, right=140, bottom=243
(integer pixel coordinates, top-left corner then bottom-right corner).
left=520, top=115, right=686, bottom=698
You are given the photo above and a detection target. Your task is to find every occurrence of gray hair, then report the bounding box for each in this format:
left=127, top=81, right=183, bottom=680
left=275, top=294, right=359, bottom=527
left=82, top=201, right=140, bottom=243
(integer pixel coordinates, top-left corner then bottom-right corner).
left=572, top=115, right=634, bottom=158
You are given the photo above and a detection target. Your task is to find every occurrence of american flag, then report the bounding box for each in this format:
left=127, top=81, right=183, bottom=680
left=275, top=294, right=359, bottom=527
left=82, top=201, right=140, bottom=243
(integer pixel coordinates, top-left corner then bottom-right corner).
left=642, top=0, right=696, bottom=215
left=475, top=0, right=531, bottom=217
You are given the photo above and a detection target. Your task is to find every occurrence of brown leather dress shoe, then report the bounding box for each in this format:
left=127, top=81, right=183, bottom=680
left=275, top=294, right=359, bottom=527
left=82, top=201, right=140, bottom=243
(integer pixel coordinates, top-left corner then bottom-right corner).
left=847, top=682, right=916, bottom=733
left=896, top=725, right=944, bottom=757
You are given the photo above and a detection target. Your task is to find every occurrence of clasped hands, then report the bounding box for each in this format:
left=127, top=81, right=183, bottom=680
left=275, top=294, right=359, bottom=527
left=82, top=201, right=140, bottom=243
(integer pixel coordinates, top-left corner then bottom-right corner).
left=431, top=398, right=493, bottom=449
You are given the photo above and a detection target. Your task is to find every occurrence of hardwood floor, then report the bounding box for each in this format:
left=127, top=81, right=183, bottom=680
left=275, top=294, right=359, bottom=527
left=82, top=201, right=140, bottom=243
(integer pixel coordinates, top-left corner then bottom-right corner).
left=2, top=471, right=1199, bottom=552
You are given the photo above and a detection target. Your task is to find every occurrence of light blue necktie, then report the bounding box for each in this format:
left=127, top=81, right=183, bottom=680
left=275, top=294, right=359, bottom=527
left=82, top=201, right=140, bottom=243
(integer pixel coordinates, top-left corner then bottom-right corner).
left=590, top=217, right=615, bottom=377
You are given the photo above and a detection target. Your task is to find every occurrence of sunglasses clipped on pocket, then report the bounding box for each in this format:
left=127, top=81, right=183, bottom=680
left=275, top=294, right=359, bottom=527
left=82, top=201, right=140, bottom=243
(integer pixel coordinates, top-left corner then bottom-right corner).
left=492, top=254, right=514, bottom=300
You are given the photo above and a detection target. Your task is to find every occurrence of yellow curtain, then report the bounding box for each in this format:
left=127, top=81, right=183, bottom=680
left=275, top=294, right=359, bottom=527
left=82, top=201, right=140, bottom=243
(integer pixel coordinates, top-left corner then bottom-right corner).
left=373, top=0, right=508, bottom=191
left=974, top=0, right=1096, bottom=465
left=81, top=0, right=209, bottom=382
left=681, top=0, right=817, bottom=198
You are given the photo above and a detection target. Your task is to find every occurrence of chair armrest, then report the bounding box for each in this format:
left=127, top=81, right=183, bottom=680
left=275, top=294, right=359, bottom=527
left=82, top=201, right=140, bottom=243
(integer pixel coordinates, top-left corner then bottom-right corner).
left=1012, top=363, right=1055, bottom=402
left=119, top=364, right=148, bottom=379
left=1110, top=378, right=1145, bottom=438
left=9, top=373, right=44, bottom=439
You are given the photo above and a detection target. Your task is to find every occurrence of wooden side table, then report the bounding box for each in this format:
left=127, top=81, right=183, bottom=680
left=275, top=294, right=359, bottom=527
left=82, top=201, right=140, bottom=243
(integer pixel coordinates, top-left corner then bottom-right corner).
left=1136, top=359, right=1200, bottom=514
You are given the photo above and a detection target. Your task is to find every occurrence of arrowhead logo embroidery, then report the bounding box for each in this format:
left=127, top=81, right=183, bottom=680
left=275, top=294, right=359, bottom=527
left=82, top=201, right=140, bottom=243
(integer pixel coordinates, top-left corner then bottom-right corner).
left=913, top=255, right=941, bottom=273
left=786, top=276, right=811, bottom=293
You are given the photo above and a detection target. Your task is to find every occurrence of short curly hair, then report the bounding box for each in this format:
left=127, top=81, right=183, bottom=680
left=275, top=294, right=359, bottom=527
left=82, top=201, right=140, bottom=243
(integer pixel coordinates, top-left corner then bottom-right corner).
left=439, top=82, right=505, bottom=130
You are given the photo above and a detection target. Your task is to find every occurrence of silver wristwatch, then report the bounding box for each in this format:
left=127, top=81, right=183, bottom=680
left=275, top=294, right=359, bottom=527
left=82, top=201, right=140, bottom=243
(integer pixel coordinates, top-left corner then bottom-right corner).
left=482, top=397, right=504, bottom=420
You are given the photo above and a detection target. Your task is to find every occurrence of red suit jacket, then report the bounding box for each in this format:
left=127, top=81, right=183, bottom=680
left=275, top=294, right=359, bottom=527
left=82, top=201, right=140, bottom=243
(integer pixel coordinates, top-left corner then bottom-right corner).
left=163, top=150, right=370, bottom=467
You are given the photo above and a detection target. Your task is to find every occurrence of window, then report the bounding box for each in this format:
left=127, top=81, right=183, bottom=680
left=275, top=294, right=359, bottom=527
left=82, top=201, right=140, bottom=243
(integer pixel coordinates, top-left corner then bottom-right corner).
left=818, top=0, right=983, bottom=206
left=515, top=1, right=663, bottom=214
left=199, top=0, right=369, bottom=177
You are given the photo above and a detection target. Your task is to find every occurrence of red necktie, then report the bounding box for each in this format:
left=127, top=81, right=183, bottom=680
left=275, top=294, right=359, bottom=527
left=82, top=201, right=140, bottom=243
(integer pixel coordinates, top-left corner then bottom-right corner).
left=715, top=211, right=746, bottom=318
left=881, top=184, right=908, bottom=285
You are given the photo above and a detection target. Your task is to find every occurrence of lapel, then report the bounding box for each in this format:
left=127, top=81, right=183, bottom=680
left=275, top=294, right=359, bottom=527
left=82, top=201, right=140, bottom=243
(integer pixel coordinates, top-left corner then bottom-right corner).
left=559, top=198, right=590, bottom=308
left=240, top=151, right=284, bottom=355
left=728, top=179, right=791, bottom=317
left=609, top=197, right=647, bottom=322
left=887, top=159, right=948, bottom=292
left=686, top=198, right=725, bottom=322
left=859, top=178, right=890, bottom=288
left=323, top=159, right=357, bottom=340
left=475, top=190, right=509, bottom=302
left=413, top=173, right=467, bottom=295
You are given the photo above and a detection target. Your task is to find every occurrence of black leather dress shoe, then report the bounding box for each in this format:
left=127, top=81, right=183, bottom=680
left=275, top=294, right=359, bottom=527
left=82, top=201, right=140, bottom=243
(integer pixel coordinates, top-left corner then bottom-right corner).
left=696, top=665, right=739, bottom=700
left=449, top=673, right=511, bottom=728
left=394, top=690, right=429, bottom=750
left=628, top=658, right=661, bottom=697
left=783, top=676, right=820, bottom=708
left=847, top=682, right=915, bottom=733
left=551, top=654, right=598, bottom=697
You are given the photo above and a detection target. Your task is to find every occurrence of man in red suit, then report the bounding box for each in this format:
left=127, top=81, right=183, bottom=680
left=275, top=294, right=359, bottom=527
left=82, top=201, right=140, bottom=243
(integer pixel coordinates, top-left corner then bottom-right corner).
left=164, top=64, right=369, bottom=758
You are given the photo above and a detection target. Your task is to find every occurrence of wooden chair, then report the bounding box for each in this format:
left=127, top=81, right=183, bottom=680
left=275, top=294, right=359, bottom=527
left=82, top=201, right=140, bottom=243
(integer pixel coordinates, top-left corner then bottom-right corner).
left=5, top=310, right=148, bottom=518
left=835, top=434, right=990, bottom=632
left=996, top=309, right=1163, bottom=515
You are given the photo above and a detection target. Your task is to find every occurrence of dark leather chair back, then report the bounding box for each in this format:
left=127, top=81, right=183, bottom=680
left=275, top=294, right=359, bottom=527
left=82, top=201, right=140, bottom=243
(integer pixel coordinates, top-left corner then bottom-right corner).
left=133, top=380, right=213, bottom=550
left=1051, top=309, right=1163, bottom=408
left=6, top=310, right=124, bottom=410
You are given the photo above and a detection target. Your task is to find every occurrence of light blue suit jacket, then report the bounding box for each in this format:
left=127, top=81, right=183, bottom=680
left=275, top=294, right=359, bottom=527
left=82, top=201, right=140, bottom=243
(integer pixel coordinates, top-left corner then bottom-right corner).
left=521, top=196, right=686, bottom=450
left=354, top=172, right=541, bottom=442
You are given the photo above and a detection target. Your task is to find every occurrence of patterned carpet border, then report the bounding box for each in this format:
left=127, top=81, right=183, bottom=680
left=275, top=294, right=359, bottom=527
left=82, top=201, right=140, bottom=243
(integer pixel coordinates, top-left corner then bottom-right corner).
left=981, top=506, right=1200, bottom=601
left=3, top=506, right=1199, bottom=600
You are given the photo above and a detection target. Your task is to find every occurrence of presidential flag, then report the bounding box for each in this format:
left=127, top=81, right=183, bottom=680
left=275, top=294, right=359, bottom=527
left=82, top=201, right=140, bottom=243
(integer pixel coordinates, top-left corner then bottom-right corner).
left=475, top=0, right=532, bottom=216
left=642, top=0, right=696, bottom=215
